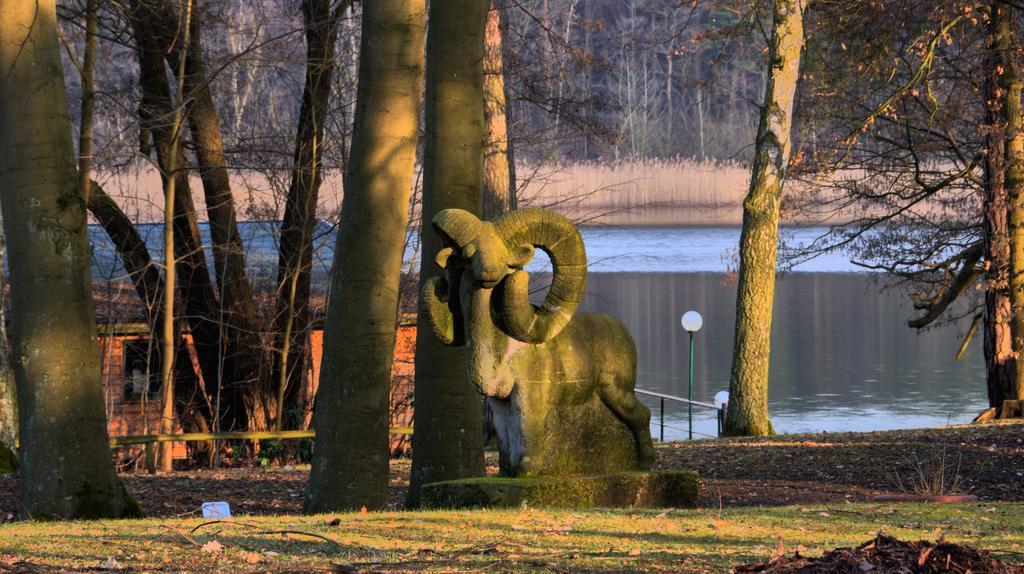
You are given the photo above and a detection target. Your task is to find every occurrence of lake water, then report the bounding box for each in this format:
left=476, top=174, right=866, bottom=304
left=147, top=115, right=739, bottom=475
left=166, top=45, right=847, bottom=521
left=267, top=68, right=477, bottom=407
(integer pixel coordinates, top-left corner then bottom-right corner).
left=89, top=223, right=988, bottom=438
left=582, top=273, right=986, bottom=440
left=89, top=223, right=852, bottom=280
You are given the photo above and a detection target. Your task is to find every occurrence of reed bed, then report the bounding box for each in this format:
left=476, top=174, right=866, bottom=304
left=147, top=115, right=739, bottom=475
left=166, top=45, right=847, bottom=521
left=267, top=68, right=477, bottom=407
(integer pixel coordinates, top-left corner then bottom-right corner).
left=518, top=158, right=751, bottom=226
left=96, top=159, right=910, bottom=227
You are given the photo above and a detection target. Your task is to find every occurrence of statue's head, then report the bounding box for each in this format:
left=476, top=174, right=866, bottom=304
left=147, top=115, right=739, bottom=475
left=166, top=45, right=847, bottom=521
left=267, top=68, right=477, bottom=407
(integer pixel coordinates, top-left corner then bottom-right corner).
left=421, top=208, right=588, bottom=346
left=432, top=211, right=534, bottom=288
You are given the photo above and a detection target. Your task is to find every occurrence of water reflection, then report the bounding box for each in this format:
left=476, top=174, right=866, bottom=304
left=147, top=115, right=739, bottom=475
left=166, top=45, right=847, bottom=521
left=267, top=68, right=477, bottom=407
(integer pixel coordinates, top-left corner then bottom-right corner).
left=581, top=273, right=988, bottom=439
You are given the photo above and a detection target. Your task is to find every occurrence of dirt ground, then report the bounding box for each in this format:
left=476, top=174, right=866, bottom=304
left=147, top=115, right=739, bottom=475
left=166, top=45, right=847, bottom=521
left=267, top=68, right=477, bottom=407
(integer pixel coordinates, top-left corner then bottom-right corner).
left=657, top=421, right=1024, bottom=507
left=1, top=421, right=1022, bottom=520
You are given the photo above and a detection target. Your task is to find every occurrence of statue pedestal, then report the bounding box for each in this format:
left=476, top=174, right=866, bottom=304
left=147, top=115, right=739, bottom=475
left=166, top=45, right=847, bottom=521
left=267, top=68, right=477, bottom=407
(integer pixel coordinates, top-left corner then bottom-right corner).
left=420, top=471, right=698, bottom=509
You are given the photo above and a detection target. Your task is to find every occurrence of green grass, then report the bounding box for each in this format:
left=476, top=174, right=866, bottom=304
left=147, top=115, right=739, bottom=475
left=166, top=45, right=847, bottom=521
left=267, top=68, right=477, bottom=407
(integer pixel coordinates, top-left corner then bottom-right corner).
left=2, top=503, right=1022, bottom=572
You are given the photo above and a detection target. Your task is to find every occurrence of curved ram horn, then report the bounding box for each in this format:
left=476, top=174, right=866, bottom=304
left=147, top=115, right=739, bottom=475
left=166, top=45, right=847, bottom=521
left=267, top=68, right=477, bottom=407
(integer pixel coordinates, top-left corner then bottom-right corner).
left=432, top=209, right=483, bottom=248
left=493, top=208, right=587, bottom=343
left=427, top=209, right=479, bottom=346
left=420, top=275, right=464, bottom=346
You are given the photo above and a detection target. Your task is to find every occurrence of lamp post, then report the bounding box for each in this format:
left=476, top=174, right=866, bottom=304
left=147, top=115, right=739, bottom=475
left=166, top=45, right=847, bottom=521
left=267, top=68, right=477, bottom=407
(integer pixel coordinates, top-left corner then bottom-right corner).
left=680, top=310, right=703, bottom=440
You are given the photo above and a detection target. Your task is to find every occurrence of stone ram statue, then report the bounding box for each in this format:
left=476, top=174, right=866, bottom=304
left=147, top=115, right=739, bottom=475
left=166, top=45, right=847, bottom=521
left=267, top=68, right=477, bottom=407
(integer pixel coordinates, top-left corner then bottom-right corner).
left=420, top=207, right=655, bottom=477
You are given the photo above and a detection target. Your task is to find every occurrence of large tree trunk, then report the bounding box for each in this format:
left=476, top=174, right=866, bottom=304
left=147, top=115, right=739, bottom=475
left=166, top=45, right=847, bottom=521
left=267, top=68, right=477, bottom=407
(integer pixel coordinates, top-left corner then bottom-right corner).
left=983, top=0, right=1021, bottom=409
left=305, top=0, right=426, bottom=513
left=724, top=0, right=803, bottom=437
left=0, top=0, right=141, bottom=518
left=995, top=3, right=1024, bottom=404
left=482, top=1, right=516, bottom=219
left=407, top=0, right=489, bottom=508
left=273, top=0, right=349, bottom=430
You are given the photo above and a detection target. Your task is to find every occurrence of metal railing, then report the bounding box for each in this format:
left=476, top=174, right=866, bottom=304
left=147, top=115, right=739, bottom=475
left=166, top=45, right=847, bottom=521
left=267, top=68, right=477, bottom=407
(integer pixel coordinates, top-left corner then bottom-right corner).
left=634, top=388, right=724, bottom=441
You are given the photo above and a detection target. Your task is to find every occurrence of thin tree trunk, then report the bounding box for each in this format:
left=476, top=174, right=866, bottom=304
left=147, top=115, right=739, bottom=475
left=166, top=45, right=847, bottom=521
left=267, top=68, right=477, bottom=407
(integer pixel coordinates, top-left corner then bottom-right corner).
left=984, top=0, right=1020, bottom=409
left=157, top=0, right=193, bottom=472
left=696, top=82, right=706, bottom=162
left=666, top=53, right=674, bottom=153
left=0, top=0, right=141, bottom=518
left=273, top=0, right=350, bottom=430
left=87, top=185, right=213, bottom=435
left=482, top=1, right=516, bottom=219
left=407, top=0, right=489, bottom=508
left=78, top=0, right=97, bottom=206
left=305, top=0, right=426, bottom=512
left=725, top=0, right=803, bottom=437
left=176, top=11, right=257, bottom=316
left=130, top=1, right=243, bottom=431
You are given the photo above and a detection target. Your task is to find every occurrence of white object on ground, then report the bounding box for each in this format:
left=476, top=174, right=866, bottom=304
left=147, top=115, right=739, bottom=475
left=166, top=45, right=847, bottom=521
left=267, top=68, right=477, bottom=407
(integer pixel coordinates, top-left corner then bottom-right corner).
left=202, top=501, right=231, bottom=518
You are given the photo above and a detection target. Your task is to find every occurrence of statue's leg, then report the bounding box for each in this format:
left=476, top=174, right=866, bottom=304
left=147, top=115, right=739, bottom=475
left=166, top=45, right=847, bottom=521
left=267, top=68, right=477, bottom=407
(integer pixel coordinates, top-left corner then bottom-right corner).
left=598, top=377, right=655, bottom=469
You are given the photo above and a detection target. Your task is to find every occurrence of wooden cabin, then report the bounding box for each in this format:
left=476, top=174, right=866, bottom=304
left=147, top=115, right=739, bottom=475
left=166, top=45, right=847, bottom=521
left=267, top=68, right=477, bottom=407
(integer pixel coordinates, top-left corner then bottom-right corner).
left=97, top=319, right=417, bottom=461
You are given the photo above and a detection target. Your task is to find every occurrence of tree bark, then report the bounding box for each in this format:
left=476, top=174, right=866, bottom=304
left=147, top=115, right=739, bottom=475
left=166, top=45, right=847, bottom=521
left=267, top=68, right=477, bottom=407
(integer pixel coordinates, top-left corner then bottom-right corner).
left=0, top=0, right=141, bottom=517
left=482, top=1, right=516, bottom=219
left=273, top=0, right=350, bottom=430
left=77, top=0, right=97, bottom=206
left=725, top=0, right=803, bottom=437
left=994, top=3, right=1024, bottom=404
left=155, top=0, right=195, bottom=472
left=305, top=0, right=426, bottom=512
left=983, top=0, right=1021, bottom=409
left=407, top=0, right=489, bottom=508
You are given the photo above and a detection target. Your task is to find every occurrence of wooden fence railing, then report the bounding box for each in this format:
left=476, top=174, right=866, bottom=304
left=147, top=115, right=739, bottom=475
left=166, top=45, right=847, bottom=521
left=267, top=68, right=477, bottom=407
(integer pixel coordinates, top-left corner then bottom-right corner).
left=109, top=428, right=413, bottom=473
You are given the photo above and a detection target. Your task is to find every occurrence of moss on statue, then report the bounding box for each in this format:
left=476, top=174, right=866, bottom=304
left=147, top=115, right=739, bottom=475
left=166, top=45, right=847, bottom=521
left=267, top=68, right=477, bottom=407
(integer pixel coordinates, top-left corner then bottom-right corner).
left=421, top=471, right=698, bottom=509
left=490, top=387, right=639, bottom=477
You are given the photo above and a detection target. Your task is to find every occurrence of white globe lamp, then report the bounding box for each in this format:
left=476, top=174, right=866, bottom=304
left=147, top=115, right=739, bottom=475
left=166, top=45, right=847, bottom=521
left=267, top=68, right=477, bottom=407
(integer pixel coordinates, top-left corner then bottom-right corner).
left=680, top=310, right=703, bottom=439
left=681, top=310, right=703, bottom=333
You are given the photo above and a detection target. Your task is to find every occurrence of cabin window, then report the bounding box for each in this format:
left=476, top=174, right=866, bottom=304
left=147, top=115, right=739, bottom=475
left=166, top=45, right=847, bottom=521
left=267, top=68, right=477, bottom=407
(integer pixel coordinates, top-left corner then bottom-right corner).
left=123, top=339, right=161, bottom=401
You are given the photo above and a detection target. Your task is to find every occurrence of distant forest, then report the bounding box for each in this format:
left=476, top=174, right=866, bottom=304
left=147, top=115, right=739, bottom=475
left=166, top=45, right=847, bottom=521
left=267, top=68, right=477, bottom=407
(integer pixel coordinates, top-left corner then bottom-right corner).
left=59, top=0, right=767, bottom=172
